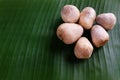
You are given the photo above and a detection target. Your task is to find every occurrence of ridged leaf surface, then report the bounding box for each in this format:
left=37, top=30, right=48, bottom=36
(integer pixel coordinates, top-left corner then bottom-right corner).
left=0, top=0, right=120, bottom=80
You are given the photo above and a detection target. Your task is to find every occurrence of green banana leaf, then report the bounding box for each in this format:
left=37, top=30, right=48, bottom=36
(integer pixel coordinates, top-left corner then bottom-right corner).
left=0, top=0, right=120, bottom=80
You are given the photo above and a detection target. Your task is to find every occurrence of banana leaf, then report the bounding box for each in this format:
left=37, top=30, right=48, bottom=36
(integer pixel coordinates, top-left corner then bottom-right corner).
left=0, top=0, right=120, bottom=80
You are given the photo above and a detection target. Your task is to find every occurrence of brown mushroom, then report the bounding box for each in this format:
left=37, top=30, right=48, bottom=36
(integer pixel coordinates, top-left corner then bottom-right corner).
left=96, top=13, right=116, bottom=30
left=79, top=7, right=96, bottom=29
left=91, top=25, right=109, bottom=47
left=61, top=5, right=80, bottom=23
left=74, top=37, right=93, bottom=59
left=56, top=23, right=84, bottom=44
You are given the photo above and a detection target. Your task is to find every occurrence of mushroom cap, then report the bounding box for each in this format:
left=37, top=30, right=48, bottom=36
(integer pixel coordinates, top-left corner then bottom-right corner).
left=74, top=37, right=93, bottom=59
left=79, top=7, right=96, bottom=29
left=91, top=25, right=109, bottom=47
left=61, top=5, right=80, bottom=23
left=96, top=13, right=117, bottom=30
left=56, top=23, right=84, bottom=44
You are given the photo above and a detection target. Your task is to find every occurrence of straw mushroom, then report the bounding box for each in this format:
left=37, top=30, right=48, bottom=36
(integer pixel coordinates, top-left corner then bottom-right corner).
left=91, top=25, right=109, bottom=47
left=56, top=23, right=84, bottom=44
left=79, top=7, right=96, bottom=29
left=96, top=13, right=116, bottom=30
left=74, top=37, right=93, bottom=59
left=61, top=5, right=80, bottom=23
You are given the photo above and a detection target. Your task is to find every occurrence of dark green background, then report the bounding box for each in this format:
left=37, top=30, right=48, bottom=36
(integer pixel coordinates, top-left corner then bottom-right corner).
left=0, top=0, right=120, bottom=80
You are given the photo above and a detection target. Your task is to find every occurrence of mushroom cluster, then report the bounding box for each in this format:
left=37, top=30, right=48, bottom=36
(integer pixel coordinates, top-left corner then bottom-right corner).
left=56, top=5, right=117, bottom=59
